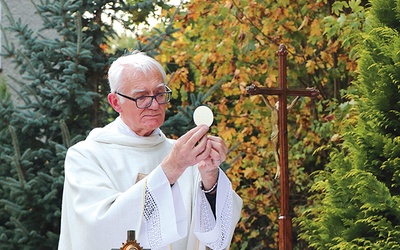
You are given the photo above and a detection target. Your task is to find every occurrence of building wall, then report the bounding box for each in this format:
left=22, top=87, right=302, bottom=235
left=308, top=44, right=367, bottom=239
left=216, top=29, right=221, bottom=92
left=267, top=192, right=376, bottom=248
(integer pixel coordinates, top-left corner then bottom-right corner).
left=0, top=0, right=52, bottom=99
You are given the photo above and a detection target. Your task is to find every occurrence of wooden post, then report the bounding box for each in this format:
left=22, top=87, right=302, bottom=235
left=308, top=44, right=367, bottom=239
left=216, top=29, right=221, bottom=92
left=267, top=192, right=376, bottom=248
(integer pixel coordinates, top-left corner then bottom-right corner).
left=246, top=44, right=319, bottom=250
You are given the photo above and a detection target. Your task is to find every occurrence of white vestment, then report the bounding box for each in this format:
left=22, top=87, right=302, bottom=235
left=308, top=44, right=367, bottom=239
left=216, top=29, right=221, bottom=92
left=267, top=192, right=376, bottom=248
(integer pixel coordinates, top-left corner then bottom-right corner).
left=58, top=117, right=242, bottom=250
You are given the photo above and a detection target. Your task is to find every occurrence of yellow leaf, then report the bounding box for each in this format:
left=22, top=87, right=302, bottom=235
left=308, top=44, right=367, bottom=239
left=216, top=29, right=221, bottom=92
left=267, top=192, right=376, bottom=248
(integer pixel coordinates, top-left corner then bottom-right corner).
left=243, top=167, right=258, bottom=179
left=310, top=19, right=322, bottom=37
left=305, top=60, right=317, bottom=74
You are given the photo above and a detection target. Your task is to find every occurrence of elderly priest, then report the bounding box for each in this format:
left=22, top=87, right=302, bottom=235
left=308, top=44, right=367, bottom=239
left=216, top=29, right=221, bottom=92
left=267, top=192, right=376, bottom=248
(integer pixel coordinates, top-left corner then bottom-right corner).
left=58, top=51, right=242, bottom=250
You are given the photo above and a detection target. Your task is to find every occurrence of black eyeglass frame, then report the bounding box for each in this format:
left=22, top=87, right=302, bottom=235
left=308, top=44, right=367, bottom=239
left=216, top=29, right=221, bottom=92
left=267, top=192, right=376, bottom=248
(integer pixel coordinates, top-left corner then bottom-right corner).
left=115, top=85, right=172, bottom=109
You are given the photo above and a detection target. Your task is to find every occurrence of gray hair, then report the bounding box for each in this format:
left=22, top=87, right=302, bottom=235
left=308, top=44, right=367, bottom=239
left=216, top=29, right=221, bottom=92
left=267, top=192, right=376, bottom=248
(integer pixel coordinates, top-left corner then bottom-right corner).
left=108, top=51, right=167, bottom=93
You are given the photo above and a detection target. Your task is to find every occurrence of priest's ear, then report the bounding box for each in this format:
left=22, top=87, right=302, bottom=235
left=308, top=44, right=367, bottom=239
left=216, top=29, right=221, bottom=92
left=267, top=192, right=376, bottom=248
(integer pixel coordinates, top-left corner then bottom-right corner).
left=108, top=93, right=122, bottom=113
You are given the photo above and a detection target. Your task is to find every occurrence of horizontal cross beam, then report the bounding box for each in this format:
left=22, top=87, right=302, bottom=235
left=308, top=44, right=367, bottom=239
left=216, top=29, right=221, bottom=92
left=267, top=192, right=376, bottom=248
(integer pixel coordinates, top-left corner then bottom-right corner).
left=246, top=84, right=319, bottom=98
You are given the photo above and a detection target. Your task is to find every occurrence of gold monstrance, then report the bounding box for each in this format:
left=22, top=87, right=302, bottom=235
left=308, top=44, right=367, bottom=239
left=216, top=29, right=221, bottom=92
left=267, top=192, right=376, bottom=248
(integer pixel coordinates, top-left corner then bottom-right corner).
left=111, top=230, right=144, bottom=250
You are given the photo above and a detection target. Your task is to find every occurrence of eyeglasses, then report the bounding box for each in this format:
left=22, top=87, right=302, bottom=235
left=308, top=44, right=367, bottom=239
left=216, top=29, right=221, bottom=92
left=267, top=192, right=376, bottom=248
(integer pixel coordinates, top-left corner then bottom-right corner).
left=115, top=86, right=172, bottom=109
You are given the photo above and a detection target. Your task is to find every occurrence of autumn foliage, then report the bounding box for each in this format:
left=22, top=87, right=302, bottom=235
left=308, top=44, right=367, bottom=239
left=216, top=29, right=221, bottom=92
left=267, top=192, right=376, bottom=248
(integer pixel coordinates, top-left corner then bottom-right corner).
left=146, top=0, right=365, bottom=248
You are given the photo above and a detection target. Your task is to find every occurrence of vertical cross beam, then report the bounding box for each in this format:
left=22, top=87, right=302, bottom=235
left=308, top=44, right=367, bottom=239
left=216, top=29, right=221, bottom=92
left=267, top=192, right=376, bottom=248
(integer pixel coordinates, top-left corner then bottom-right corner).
left=246, top=44, right=319, bottom=250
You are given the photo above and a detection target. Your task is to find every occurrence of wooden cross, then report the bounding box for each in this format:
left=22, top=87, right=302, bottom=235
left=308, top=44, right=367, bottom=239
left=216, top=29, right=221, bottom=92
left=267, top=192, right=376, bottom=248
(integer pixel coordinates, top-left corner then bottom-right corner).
left=246, top=44, right=319, bottom=250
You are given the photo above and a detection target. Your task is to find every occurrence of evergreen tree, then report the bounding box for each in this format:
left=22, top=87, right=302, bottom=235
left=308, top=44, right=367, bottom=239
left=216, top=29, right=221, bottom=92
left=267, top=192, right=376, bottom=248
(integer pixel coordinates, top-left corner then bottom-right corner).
left=0, top=0, right=177, bottom=248
left=299, top=0, right=400, bottom=248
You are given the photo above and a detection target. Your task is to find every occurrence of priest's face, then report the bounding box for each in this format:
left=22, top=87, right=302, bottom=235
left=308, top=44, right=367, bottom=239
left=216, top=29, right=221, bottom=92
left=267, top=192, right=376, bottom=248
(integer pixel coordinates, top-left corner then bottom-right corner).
left=109, top=68, right=167, bottom=136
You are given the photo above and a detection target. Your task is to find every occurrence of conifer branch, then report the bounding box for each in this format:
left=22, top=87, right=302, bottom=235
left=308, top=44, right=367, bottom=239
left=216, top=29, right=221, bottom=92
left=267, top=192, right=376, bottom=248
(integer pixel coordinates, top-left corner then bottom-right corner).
left=140, top=5, right=181, bottom=53
left=0, top=199, right=23, bottom=212
left=75, top=11, right=83, bottom=58
left=16, top=49, right=38, bottom=79
left=10, top=217, right=30, bottom=236
left=7, top=75, right=39, bottom=105
left=201, top=75, right=231, bottom=103
left=60, top=120, right=71, bottom=148
left=8, top=125, right=27, bottom=187
left=0, top=0, right=15, bottom=26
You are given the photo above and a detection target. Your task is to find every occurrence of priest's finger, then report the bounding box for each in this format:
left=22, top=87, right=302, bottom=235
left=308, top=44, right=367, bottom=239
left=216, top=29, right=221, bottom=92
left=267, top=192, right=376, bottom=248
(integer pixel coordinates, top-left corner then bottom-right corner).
left=195, top=140, right=212, bottom=163
left=207, top=135, right=228, bottom=153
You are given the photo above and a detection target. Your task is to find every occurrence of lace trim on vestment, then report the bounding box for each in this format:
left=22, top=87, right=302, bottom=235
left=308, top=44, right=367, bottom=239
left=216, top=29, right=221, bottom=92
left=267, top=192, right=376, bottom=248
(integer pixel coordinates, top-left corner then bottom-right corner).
left=200, top=186, right=233, bottom=250
left=144, top=186, right=163, bottom=248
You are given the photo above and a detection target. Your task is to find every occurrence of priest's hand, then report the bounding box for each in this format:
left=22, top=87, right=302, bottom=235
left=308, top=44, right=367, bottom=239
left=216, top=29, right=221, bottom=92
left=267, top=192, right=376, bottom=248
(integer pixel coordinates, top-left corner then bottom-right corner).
left=198, top=135, right=228, bottom=191
left=161, top=125, right=211, bottom=184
